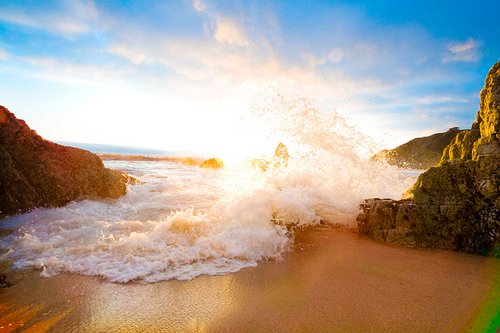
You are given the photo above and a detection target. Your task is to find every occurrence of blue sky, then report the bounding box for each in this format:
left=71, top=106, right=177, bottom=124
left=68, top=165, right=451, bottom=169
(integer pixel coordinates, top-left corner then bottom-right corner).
left=0, top=0, right=499, bottom=157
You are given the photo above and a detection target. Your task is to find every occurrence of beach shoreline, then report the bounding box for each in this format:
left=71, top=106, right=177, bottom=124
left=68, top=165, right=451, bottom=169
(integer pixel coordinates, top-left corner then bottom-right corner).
left=1, top=224, right=498, bottom=332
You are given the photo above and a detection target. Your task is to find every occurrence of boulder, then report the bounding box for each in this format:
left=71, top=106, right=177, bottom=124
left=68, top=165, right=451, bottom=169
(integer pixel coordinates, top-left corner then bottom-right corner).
left=250, top=142, right=290, bottom=172
left=357, top=199, right=418, bottom=246
left=0, top=106, right=132, bottom=219
left=358, top=60, right=500, bottom=256
left=199, top=157, right=224, bottom=169
left=272, top=142, right=289, bottom=168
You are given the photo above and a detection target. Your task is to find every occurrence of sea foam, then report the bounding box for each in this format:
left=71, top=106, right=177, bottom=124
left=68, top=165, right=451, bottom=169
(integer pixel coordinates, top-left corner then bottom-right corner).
left=0, top=96, right=419, bottom=282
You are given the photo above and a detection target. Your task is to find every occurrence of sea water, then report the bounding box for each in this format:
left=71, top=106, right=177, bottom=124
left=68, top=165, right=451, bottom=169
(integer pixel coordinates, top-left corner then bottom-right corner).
left=0, top=97, right=422, bottom=283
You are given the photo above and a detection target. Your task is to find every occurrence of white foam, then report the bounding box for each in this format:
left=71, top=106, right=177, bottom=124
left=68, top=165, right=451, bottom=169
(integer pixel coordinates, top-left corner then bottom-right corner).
left=0, top=95, right=420, bottom=283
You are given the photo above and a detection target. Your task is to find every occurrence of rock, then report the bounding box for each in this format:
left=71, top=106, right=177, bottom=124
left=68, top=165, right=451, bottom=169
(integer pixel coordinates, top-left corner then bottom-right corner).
left=199, top=157, right=224, bottom=169
left=358, top=61, right=500, bottom=257
left=272, top=142, right=289, bottom=168
left=0, top=274, right=13, bottom=288
left=357, top=198, right=417, bottom=246
left=372, top=127, right=463, bottom=169
left=0, top=106, right=131, bottom=219
left=250, top=142, right=290, bottom=172
left=251, top=158, right=270, bottom=172
left=439, top=129, right=480, bottom=164
left=479, top=60, right=500, bottom=140
left=274, top=142, right=289, bottom=160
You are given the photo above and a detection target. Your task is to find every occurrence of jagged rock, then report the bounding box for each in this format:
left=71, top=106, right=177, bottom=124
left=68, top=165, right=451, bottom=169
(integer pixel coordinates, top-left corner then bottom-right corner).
left=439, top=129, right=480, bottom=164
left=479, top=61, right=500, bottom=140
left=0, top=106, right=132, bottom=219
left=358, top=60, right=500, bottom=257
left=373, top=128, right=463, bottom=169
left=272, top=142, right=289, bottom=168
left=251, top=142, right=290, bottom=172
left=274, top=142, right=289, bottom=160
left=251, top=158, right=270, bottom=172
left=199, top=157, right=224, bottom=169
left=357, top=199, right=418, bottom=246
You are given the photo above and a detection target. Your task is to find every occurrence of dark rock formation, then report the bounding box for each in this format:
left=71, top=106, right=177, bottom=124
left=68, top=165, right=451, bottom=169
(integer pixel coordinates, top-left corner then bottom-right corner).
left=0, top=106, right=131, bottom=218
left=358, top=60, right=500, bottom=257
left=357, top=199, right=418, bottom=246
left=199, top=157, right=224, bottom=169
left=372, top=127, right=463, bottom=169
left=0, top=274, right=13, bottom=288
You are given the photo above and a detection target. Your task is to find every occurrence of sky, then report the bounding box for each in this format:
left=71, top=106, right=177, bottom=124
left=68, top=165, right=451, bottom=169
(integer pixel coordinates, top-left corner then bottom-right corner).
left=0, top=0, right=499, bottom=159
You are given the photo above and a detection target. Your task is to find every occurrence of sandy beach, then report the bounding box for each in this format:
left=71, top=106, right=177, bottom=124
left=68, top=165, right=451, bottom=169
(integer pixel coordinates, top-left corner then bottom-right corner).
left=0, top=225, right=498, bottom=333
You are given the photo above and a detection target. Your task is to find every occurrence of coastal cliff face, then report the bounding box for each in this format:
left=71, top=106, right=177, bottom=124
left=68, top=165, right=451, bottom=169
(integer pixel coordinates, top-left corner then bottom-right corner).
left=358, top=60, right=500, bottom=256
left=0, top=106, right=130, bottom=218
left=373, top=128, right=463, bottom=169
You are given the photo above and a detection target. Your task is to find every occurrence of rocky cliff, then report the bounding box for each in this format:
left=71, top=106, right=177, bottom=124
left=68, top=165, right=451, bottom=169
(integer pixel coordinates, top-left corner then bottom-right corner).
left=373, top=127, right=463, bottom=169
left=0, top=106, right=131, bottom=218
left=358, top=60, right=500, bottom=256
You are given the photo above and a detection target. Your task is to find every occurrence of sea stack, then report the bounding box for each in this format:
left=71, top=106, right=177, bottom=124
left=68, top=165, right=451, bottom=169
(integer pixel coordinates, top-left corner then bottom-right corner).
left=0, top=106, right=131, bottom=218
left=357, top=60, right=500, bottom=256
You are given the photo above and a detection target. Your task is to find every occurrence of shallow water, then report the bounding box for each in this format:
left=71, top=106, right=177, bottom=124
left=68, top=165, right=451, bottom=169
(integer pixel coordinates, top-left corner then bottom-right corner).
left=0, top=158, right=420, bottom=283
left=1, top=230, right=498, bottom=332
left=0, top=98, right=422, bottom=283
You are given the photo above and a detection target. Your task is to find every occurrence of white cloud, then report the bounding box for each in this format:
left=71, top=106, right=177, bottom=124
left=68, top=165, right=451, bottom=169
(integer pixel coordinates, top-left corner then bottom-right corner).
left=444, top=38, right=481, bottom=63
left=0, top=49, right=10, bottom=60
left=0, top=1, right=98, bottom=36
left=189, top=1, right=250, bottom=47
left=327, top=48, right=344, bottom=64
left=302, top=53, right=326, bottom=67
left=449, top=40, right=475, bottom=53
left=192, top=0, right=207, bottom=13
left=107, top=44, right=150, bottom=65
left=302, top=48, right=343, bottom=68
left=214, top=17, right=249, bottom=47
left=0, top=12, right=90, bottom=35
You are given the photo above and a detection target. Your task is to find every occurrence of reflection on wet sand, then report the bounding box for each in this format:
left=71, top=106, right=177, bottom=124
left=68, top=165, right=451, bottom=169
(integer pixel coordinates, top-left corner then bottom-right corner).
left=0, top=304, right=72, bottom=333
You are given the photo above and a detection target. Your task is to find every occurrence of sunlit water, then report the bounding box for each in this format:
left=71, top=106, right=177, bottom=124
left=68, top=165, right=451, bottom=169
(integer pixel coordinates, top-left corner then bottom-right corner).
left=0, top=97, right=423, bottom=283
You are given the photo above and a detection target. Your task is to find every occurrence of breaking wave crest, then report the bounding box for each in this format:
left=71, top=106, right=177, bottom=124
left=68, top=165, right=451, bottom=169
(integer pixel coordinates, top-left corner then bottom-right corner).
left=1, top=95, right=419, bottom=283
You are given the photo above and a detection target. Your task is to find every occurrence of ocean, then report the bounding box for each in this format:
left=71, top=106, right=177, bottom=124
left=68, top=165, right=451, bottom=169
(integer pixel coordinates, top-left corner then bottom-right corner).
left=55, top=141, right=196, bottom=157
left=1, top=104, right=422, bottom=283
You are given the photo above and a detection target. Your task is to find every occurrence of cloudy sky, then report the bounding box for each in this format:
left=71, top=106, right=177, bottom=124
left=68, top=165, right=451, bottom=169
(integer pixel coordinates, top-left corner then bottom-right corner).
left=0, top=0, right=499, bottom=158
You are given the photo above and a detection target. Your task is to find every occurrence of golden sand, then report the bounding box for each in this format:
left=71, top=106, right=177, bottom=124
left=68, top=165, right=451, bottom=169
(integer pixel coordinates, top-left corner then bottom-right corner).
left=0, top=226, right=498, bottom=332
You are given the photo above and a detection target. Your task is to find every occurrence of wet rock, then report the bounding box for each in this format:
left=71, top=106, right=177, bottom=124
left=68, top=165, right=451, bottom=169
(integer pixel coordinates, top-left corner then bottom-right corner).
left=359, top=61, right=500, bottom=257
left=251, top=142, right=290, bottom=172
left=357, top=199, right=418, bottom=246
left=0, top=106, right=131, bottom=219
left=199, top=157, right=224, bottom=169
left=0, top=274, right=13, bottom=288
left=251, top=158, right=270, bottom=172
left=272, top=142, right=289, bottom=168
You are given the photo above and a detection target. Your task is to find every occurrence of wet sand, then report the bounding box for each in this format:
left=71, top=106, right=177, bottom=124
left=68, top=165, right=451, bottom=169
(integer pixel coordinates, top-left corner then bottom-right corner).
left=0, top=226, right=499, bottom=332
